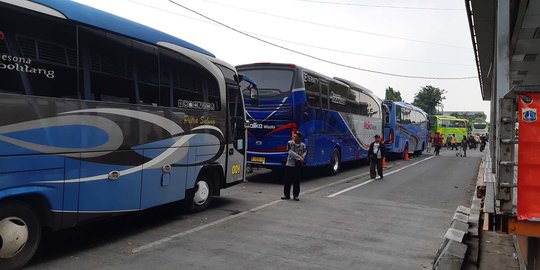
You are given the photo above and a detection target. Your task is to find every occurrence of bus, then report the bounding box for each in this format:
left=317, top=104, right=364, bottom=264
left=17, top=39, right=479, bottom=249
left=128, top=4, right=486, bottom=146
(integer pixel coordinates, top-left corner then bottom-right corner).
left=429, top=115, right=469, bottom=144
left=471, top=122, right=489, bottom=141
left=0, top=1, right=249, bottom=269
left=237, top=63, right=383, bottom=175
left=382, top=101, right=429, bottom=158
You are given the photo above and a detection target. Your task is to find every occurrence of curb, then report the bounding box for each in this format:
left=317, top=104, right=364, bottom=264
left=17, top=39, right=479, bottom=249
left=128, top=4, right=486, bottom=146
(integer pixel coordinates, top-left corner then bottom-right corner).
left=433, top=205, right=473, bottom=270
left=433, top=157, right=484, bottom=270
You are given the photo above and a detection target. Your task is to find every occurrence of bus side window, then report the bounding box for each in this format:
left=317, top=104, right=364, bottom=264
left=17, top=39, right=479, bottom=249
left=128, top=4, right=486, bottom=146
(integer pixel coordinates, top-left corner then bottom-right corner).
left=384, top=105, right=390, bottom=124
left=305, top=73, right=320, bottom=108
left=0, top=8, right=78, bottom=97
left=160, top=48, right=220, bottom=111
left=79, top=27, right=136, bottom=104
left=132, top=41, right=159, bottom=106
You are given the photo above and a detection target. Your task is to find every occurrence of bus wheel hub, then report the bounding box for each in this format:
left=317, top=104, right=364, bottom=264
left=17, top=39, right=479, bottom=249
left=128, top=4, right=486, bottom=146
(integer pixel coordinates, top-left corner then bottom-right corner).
left=0, top=217, right=29, bottom=259
left=193, top=181, right=210, bottom=205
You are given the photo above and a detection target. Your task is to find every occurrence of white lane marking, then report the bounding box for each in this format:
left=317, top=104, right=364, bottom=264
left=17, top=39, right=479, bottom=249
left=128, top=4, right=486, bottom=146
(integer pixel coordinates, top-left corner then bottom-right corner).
left=132, top=211, right=249, bottom=254
left=132, top=170, right=372, bottom=253
left=328, top=155, right=436, bottom=198
left=327, top=179, right=375, bottom=198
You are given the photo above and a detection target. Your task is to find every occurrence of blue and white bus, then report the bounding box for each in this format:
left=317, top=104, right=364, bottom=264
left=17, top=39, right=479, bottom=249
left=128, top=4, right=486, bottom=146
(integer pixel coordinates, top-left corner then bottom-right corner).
left=0, top=1, right=249, bottom=268
left=237, top=63, right=383, bottom=175
left=382, top=101, right=429, bottom=158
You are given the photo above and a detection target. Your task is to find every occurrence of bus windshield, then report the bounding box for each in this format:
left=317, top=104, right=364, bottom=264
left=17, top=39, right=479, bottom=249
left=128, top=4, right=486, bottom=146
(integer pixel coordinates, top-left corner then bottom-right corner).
left=240, top=69, right=294, bottom=101
left=442, top=120, right=467, bottom=128
left=473, top=123, right=487, bottom=129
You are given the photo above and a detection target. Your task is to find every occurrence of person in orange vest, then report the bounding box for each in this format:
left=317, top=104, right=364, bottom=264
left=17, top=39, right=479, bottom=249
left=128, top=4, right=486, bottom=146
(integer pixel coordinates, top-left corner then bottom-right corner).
left=451, top=134, right=458, bottom=150
left=368, top=134, right=386, bottom=179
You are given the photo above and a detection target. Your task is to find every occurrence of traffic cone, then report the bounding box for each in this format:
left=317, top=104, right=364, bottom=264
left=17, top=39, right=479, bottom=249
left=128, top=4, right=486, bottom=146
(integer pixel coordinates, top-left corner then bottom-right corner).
left=404, top=150, right=409, bottom=161
left=382, top=157, right=387, bottom=168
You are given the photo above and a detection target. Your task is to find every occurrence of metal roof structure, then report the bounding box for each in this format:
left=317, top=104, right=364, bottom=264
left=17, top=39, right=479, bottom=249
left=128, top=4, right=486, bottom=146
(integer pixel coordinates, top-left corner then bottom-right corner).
left=466, top=0, right=540, bottom=100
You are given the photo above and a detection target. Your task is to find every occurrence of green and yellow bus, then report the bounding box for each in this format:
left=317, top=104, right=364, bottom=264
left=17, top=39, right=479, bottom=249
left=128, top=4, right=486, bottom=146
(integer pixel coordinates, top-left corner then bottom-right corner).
left=429, top=115, right=469, bottom=144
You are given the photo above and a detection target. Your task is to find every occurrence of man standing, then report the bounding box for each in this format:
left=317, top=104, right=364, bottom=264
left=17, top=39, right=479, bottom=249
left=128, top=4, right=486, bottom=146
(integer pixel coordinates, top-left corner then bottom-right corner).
left=368, top=134, right=386, bottom=179
left=281, top=131, right=306, bottom=201
left=451, top=134, right=458, bottom=150
left=446, top=134, right=453, bottom=149
left=434, top=132, right=443, bottom=156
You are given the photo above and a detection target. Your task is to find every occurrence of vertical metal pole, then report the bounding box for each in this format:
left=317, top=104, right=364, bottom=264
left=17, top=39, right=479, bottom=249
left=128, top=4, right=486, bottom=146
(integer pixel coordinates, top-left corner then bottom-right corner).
left=491, top=86, right=497, bottom=173
left=498, top=98, right=515, bottom=213
left=495, top=0, right=510, bottom=194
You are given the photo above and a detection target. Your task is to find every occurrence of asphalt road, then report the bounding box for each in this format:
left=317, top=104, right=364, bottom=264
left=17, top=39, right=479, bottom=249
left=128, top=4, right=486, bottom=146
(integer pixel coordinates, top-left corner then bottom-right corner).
left=26, top=148, right=481, bottom=270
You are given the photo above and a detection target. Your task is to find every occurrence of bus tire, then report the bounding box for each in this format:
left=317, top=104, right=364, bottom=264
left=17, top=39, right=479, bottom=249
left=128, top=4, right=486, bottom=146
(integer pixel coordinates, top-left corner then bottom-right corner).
left=414, top=143, right=425, bottom=156
left=328, top=148, right=341, bottom=175
left=185, top=173, right=215, bottom=213
left=0, top=201, right=42, bottom=270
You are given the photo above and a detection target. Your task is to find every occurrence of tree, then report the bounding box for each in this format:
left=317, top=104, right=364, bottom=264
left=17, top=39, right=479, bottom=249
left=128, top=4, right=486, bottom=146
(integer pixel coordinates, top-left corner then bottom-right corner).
left=385, top=87, right=403, bottom=101
left=412, top=85, right=446, bottom=115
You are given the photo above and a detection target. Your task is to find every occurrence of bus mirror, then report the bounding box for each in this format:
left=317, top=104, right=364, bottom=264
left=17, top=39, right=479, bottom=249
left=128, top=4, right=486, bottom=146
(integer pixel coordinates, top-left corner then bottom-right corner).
left=239, top=74, right=259, bottom=107
left=250, top=86, right=259, bottom=107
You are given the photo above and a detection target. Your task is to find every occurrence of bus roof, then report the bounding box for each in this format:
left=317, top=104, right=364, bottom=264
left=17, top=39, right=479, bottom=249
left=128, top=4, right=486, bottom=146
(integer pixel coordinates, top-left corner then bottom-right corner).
left=384, top=100, right=428, bottom=116
left=236, top=62, right=349, bottom=88
left=24, top=0, right=215, bottom=57
left=333, top=77, right=373, bottom=94
left=431, top=115, right=468, bottom=121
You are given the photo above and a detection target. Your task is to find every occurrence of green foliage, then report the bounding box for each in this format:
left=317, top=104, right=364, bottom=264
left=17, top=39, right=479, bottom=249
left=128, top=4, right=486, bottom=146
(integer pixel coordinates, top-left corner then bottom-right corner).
left=385, top=86, right=403, bottom=101
left=412, top=85, right=446, bottom=115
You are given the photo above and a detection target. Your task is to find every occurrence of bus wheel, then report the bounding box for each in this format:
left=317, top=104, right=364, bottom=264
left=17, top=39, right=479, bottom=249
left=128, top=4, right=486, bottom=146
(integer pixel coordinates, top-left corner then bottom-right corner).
left=0, top=201, right=41, bottom=270
left=186, top=174, right=214, bottom=213
left=328, top=148, right=341, bottom=175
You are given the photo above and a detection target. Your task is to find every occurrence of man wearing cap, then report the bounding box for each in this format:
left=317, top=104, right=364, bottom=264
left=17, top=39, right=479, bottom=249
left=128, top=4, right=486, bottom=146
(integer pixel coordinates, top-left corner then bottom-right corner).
left=281, top=131, right=307, bottom=201
left=368, top=134, right=386, bottom=179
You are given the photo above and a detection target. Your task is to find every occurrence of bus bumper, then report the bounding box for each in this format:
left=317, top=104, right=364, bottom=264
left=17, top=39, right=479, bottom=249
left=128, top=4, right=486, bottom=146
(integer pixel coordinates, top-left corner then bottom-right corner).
left=246, top=151, right=287, bottom=169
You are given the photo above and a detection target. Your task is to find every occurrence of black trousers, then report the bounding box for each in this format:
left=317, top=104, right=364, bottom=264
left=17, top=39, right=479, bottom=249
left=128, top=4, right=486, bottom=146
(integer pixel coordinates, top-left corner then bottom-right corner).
left=370, top=158, right=383, bottom=178
left=283, top=166, right=301, bottom=198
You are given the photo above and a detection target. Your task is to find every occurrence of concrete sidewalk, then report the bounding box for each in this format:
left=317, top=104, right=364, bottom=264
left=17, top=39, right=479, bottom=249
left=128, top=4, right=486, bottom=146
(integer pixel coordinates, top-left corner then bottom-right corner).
left=477, top=231, right=519, bottom=270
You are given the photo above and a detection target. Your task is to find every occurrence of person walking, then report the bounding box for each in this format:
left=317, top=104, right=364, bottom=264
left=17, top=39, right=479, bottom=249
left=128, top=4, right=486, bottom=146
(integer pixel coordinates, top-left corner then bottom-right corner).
left=427, top=132, right=433, bottom=153
left=434, top=132, right=443, bottom=156
left=446, top=134, right=453, bottom=149
left=281, top=131, right=306, bottom=201
left=368, top=134, right=386, bottom=179
left=451, top=134, right=458, bottom=150
left=461, top=135, right=468, bottom=157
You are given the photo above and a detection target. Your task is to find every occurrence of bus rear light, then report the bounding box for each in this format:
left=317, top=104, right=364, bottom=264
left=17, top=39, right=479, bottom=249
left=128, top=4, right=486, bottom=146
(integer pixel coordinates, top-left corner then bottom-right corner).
left=288, top=64, right=297, bottom=68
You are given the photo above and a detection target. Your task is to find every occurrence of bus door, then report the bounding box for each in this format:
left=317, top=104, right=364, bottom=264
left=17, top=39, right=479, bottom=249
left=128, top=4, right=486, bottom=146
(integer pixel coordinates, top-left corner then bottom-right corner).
left=226, top=84, right=246, bottom=183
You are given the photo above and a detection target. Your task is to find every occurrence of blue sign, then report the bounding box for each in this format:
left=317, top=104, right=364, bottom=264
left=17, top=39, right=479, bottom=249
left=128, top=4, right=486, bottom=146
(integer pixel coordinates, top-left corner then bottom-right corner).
left=523, top=109, right=537, bottom=122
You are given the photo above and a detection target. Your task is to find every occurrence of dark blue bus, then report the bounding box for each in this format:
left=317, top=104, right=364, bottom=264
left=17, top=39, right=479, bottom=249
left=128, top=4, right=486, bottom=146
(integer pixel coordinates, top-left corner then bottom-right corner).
left=237, top=63, right=383, bottom=175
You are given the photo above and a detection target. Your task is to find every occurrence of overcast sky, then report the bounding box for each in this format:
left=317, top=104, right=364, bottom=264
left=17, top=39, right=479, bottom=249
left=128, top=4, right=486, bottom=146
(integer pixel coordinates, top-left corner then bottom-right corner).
left=75, top=0, right=490, bottom=119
